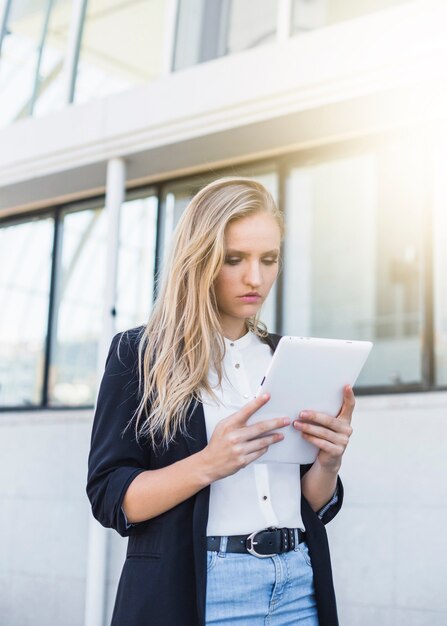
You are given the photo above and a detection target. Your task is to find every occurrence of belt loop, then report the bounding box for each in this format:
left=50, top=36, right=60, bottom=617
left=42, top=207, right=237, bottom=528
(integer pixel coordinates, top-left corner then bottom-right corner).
left=218, top=535, right=228, bottom=558
left=293, top=529, right=299, bottom=551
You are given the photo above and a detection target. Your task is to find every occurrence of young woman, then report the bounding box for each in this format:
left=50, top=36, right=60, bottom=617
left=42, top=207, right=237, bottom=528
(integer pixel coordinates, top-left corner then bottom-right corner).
left=87, top=177, right=355, bottom=626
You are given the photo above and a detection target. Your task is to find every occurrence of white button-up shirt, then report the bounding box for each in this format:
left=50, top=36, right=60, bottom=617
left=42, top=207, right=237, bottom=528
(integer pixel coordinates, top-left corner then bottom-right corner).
left=202, top=330, right=305, bottom=536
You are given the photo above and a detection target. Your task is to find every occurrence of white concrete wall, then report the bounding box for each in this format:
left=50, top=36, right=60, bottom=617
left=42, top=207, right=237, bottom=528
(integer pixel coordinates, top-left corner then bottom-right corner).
left=0, top=391, right=446, bottom=625
left=329, top=391, right=447, bottom=625
left=0, top=411, right=92, bottom=625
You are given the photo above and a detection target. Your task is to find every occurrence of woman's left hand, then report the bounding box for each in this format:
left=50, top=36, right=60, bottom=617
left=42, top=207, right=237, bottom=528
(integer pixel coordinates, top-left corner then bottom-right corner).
left=293, top=385, right=355, bottom=471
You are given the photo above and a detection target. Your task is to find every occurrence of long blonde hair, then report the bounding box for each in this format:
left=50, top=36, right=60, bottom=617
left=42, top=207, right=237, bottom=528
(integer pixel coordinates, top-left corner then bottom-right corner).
left=132, top=176, right=284, bottom=448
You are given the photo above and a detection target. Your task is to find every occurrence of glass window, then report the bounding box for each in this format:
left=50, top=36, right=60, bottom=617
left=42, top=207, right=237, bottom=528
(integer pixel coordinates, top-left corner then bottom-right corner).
left=48, top=205, right=107, bottom=406
left=283, top=138, right=427, bottom=388
left=74, top=0, right=169, bottom=104
left=48, top=193, right=158, bottom=406
left=174, top=0, right=277, bottom=71
left=226, top=0, right=277, bottom=54
left=0, top=217, right=53, bottom=406
left=115, top=194, right=158, bottom=332
left=434, top=144, right=447, bottom=386
left=292, top=0, right=412, bottom=33
left=159, top=166, right=279, bottom=332
left=0, top=0, right=70, bottom=126
left=33, top=1, right=72, bottom=118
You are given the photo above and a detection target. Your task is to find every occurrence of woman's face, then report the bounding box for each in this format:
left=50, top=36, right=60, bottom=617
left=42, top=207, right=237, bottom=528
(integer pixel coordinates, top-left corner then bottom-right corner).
left=214, top=211, right=281, bottom=339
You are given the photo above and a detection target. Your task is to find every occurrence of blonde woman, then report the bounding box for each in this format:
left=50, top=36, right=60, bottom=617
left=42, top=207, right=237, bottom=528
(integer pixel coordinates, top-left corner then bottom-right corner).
left=87, top=177, right=355, bottom=626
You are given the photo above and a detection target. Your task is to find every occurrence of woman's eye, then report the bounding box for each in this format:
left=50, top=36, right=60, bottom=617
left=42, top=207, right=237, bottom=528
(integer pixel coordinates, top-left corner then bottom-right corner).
left=262, top=258, right=278, bottom=265
left=224, top=257, right=279, bottom=266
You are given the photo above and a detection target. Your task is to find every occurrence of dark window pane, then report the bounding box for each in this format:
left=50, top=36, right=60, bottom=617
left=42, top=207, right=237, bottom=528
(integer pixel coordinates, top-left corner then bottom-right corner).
left=74, top=0, right=169, bottom=104
left=48, top=206, right=107, bottom=406
left=0, top=217, right=53, bottom=406
left=283, top=138, right=427, bottom=387
left=174, top=0, right=277, bottom=71
left=434, top=146, right=447, bottom=386
left=0, top=0, right=70, bottom=125
left=48, top=194, right=158, bottom=406
left=226, top=0, right=277, bottom=53
left=115, top=194, right=158, bottom=332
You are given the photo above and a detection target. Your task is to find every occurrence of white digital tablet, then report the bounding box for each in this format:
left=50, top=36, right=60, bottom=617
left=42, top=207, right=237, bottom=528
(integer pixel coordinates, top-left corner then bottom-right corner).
left=249, top=336, right=373, bottom=464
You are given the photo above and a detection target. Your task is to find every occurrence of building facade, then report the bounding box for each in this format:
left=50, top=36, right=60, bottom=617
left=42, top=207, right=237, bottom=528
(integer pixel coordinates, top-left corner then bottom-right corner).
left=1, top=1, right=446, bottom=625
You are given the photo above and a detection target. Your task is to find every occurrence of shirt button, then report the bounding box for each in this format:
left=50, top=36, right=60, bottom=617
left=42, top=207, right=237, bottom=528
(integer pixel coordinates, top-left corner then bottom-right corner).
left=235, top=363, right=240, bottom=369
left=263, top=496, right=268, bottom=501
left=230, top=342, right=234, bottom=347
left=243, top=394, right=249, bottom=399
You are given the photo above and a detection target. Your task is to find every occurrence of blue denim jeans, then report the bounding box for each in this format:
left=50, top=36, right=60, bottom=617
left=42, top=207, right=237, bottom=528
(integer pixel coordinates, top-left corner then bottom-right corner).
left=205, top=535, right=319, bottom=625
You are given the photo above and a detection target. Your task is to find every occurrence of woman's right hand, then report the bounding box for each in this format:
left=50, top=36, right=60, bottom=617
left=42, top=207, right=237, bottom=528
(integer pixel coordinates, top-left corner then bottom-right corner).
left=199, top=393, right=290, bottom=483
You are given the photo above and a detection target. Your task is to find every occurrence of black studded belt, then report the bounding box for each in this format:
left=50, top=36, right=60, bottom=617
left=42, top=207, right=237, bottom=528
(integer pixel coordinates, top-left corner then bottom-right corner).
left=205, top=527, right=306, bottom=558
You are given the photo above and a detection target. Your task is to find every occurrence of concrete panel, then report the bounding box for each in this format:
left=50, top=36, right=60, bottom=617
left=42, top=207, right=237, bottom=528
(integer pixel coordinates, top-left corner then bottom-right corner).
left=106, top=580, right=119, bottom=626
left=391, top=409, right=447, bottom=507
left=11, top=499, right=55, bottom=577
left=337, top=397, right=447, bottom=507
left=340, top=401, right=397, bottom=506
left=4, top=495, right=88, bottom=580
left=0, top=574, right=12, bottom=624
left=329, top=504, right=396, bottom=608
left=338, top=605, right=447, bottom=626
left=0, top=497, right=14, bottom=577
left=395, top=507, right=447, bottom=612
left=337, top=604, right=399, bottom=626
left=2, top=422, right=69, bottom=499
left=107, top=530, right=127, bottom=585
left=394, top=608, right=447, bottom=626
left=64, top=420, right=94, bottom=498
left=9, top=573, right=58, bottom=626
left=50, top=498, right=90, bottom=580
left=54, top=577, right=86, bottom=626
left=4, top=574, right=85, bottom=626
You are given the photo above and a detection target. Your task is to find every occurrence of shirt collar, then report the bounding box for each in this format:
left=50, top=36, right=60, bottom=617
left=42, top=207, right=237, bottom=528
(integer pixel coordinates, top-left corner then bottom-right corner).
left=223, top=330, right=256, bottom=350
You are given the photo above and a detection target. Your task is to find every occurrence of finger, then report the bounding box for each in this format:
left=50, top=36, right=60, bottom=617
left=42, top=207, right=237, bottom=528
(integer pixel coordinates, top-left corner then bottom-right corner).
left=298, top=410, right=340, bottom=431
left=243, top=416, right=291, bottom=441
left=228, top=393, right=271, bottom=426
left=299, top=433, right=346, bottom=456
left=242, top=431, right=284, bottom=454
left=337, top=385, right=356, bottom=423
left=294, top=421, right=351, bottom=446
left=243, top=446, right=270, bottom=466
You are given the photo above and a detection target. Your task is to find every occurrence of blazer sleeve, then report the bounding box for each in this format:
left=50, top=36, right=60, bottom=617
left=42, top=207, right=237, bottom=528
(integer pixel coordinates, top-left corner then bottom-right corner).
left=86, top=330, right=150, bottom=537
left=300, top=463, right=344, bottom=525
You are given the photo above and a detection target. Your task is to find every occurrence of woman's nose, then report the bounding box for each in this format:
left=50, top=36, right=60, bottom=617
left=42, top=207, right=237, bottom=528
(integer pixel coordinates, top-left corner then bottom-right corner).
left=244, top=263, right=262, bottom=286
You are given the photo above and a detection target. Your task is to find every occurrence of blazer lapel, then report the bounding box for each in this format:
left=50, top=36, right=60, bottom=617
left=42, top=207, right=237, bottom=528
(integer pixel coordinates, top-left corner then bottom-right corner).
left=261, top=331, right=281, bottom=352
left=185, top=400, right=209, bottom=626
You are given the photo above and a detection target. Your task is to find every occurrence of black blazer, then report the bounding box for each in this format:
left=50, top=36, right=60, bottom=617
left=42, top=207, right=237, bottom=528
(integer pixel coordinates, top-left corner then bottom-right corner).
left=87, top=327, right=343, bottom=626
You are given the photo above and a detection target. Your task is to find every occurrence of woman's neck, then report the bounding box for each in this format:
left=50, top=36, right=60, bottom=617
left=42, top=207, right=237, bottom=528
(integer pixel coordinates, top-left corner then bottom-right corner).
left=220, top=320, right=248, bottom=341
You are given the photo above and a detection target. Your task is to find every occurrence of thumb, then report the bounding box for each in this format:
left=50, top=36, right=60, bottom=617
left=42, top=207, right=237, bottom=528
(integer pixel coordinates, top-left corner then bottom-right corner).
left=227, top=392, right=270, bottom=427
left=337, top=385, right=355, bottom=423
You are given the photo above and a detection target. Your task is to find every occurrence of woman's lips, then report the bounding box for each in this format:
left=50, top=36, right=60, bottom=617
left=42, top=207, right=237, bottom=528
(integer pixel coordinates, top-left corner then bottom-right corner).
left=238, top=295, right=261, bottom=303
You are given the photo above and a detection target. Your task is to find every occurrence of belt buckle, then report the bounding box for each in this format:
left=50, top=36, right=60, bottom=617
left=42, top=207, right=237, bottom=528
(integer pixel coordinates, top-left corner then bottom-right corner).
left=246, top=527, right=277, bottom=558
